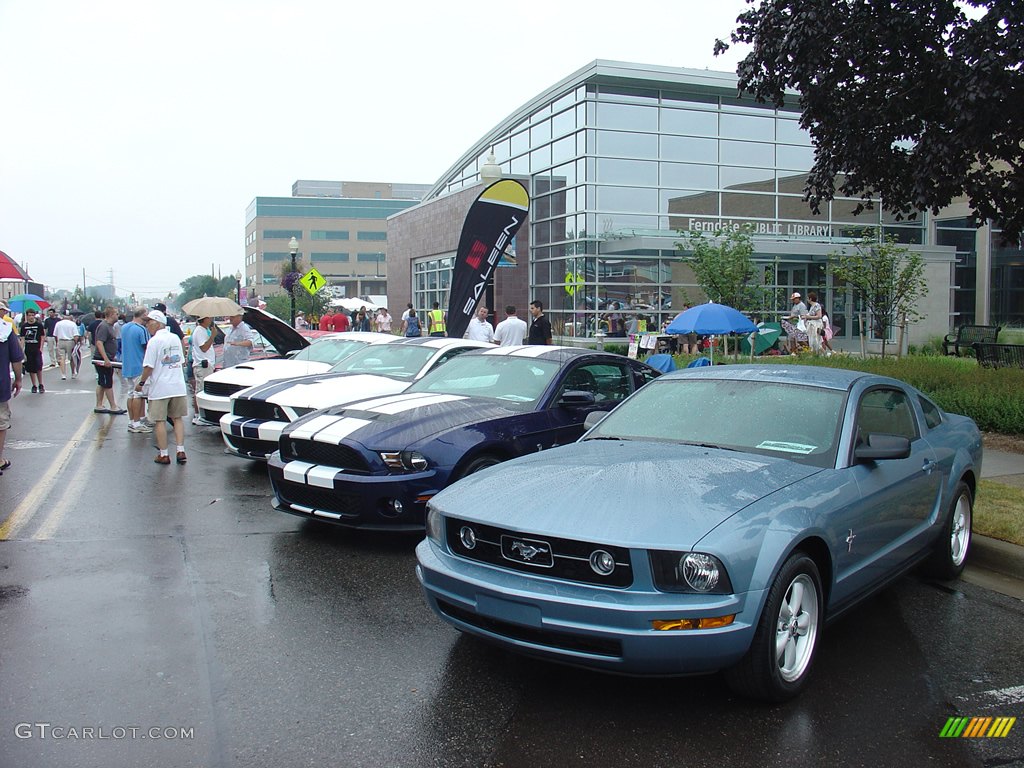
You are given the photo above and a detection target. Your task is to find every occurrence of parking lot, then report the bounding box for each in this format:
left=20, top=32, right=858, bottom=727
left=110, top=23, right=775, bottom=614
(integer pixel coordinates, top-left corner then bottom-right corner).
left=1, top=381, right=1021, bottom=768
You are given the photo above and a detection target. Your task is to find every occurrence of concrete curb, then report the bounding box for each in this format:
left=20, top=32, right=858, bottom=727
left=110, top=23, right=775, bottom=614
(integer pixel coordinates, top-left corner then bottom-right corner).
left=971, top=534, right=1024, bottom=581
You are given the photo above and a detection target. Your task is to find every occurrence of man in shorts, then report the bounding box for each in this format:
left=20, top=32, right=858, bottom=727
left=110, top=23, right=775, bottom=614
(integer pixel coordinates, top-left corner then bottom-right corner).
left=19, top=307, right=46, bottom=393
left=120, top=307, right=151, bottom=433
left=43, top=308, right=59, bottom=367
left=135, top=310, right=188, bottom=465
left=0, top=306, right=25, bottom=474
left=92, top=306, right=126, bottom=414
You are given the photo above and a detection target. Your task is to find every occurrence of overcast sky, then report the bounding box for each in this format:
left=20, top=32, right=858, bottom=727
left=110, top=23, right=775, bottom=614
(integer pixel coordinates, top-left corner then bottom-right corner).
left=0, top=0, right=750, bottom=299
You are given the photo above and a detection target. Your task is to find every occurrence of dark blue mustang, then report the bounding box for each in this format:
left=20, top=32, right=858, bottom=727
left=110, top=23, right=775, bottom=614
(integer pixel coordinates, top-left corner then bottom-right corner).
left=268, top=346, right=661, bottom=531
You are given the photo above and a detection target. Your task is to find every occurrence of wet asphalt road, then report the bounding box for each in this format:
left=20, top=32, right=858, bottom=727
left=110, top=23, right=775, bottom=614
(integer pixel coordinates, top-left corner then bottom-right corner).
left=1, top=379, right=1022, bottom=768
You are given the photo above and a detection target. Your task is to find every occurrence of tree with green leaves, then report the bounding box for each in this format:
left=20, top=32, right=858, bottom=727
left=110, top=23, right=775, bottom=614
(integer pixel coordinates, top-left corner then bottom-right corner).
left=716, top=0, right=1024, bottom=241
left=829, top=231, right=928, bottom=358
left=177, top=275, right=240, bottom=309
left=678, top=226, right=764, bottom=312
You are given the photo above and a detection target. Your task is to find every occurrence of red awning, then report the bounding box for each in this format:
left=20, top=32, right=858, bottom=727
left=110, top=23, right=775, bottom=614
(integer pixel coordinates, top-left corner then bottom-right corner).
left=0, top=251, right=30, bottom=281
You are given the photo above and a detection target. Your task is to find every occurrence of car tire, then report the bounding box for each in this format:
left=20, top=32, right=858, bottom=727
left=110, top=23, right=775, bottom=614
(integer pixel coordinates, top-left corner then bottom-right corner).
left=922, top=480, right=972, bottom=581
left=458, top=455, right=501, bottom=479
left=724, top=552, right=822, bottom=702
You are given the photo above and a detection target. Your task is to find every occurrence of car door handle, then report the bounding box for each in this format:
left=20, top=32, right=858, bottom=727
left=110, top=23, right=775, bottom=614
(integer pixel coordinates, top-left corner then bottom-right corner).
left=922, top=459, right=937, bottom=474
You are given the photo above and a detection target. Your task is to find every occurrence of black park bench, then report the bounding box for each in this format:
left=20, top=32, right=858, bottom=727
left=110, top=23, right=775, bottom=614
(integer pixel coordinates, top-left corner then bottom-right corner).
left=942, top=324, right=1001, bottom=356
left=972, top=342, right=1024, bottom=369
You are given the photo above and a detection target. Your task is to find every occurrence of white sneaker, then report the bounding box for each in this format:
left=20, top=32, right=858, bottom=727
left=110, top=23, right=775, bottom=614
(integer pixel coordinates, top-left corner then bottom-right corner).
left=61, top=374, right=66, bottom=380
left=191, top=416, right=205, bottom=426
left=128, top=423, right=154, bottom=433
left=141, top=418, right=154, bottom=427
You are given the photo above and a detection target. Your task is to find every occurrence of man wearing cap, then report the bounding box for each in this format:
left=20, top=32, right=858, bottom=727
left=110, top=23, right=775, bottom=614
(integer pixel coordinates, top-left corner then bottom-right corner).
left=222, top=312, right=254, bottom=369
left=135, top=310, right=188, bottom=464
left=785, top=292, right=809, bottom=355
left=152, top=302, right=184, bottom=341
left=0, top=307, right=24, bottom=474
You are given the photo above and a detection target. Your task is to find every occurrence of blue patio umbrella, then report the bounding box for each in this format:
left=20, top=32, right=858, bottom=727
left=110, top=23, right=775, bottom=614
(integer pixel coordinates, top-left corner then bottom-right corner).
left=665, top=302, right=757, bottom=364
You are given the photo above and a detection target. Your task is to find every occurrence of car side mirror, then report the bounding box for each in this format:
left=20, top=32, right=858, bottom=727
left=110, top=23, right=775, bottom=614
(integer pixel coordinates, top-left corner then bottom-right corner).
left=854, top=433, right=912, bottom=462
left=558, top=390, right=596, bottom=408
left=584, top=410, right=609, bottom=429
left=284, top=349, right=300, bottom=358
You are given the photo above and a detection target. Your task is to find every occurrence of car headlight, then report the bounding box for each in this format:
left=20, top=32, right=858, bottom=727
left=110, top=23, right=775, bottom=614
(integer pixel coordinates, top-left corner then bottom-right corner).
left=650, top=551, right=733, bottom=594
left=425, top=505, right=443, bottom=544
left=380, top=450, right=429, bottom=472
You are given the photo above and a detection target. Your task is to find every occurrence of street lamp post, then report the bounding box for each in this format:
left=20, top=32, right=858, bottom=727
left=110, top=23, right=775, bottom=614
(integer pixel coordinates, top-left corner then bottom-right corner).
left=288, top=237, right=299, bottom=326
left=235, top=270, right=243, bottom=306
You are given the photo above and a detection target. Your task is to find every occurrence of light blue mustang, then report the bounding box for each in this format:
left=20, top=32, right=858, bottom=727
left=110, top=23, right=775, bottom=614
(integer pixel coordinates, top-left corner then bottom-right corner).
left=415, top=366, right=983, bottom=701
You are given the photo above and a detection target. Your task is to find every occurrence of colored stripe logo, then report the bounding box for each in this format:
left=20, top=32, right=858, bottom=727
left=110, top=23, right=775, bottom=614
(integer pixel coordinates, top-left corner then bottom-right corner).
left=940, top=716, right=1016, bottom=738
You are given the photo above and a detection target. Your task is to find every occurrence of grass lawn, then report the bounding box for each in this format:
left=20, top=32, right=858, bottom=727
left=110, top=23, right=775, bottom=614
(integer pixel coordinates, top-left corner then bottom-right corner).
left=975, top=480, right=1024, bottom=547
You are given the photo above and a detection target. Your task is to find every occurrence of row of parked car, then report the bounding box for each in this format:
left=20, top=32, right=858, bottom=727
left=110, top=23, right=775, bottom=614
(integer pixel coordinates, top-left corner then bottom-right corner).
left=198, top=313, right=983, bottom=702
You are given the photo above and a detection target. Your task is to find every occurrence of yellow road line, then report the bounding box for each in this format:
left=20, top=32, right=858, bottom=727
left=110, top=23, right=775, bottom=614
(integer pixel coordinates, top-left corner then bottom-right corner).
left=0, top=414, right=95, bottom=540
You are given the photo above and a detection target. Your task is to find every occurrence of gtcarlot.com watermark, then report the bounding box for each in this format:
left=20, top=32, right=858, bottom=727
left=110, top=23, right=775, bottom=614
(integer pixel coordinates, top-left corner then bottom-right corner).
left=15, top=723, right=194, bottom=740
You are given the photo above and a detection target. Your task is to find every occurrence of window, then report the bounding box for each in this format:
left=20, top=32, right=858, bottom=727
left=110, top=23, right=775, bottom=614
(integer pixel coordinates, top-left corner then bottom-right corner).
left=357, top=231, right=387, bottom=241
left=263, top=230, right=302, bottom=240
left=856, top=388, right=918, bottom=442
left=357, top=253, right=385, bottom=262
left=312, top=253, right=349, bottom=262
left=919, top=396, right=944, bottom=430
left=311, top=230, right=349, bottom=240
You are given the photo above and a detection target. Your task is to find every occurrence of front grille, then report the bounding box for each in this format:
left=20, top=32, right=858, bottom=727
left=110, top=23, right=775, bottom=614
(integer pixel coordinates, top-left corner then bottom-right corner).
left=233, top=398, right=284, bottom=421
left=203, top=381, right=246, bottom=397
left=277, top=483, right=362, bottom=517
left=226, top=434, right=277, bottom=458
left=280, top=439, right=370, bottom=474
left=445, top=518, right=633, bottom=588
left=437, top=599, right=622, bottom=658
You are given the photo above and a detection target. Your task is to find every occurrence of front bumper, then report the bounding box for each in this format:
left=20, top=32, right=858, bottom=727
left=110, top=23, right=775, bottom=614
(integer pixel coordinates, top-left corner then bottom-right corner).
left=267, top=453, right=440, bottom=531
left=195, top=391, right=231, bottom=424
left=415, top=538, right=761, bottom=676
left=220, top=414, right=286, bottom=460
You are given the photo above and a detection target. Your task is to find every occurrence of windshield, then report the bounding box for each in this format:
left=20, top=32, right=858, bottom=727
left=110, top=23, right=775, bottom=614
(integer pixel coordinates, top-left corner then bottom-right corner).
left=329, top=343, right=437, bottom=379
left=293, top=339, right=369, bottom=364
left=407, top=354, right=560, bottom=407
left=586, top=378, right=845, bottom=467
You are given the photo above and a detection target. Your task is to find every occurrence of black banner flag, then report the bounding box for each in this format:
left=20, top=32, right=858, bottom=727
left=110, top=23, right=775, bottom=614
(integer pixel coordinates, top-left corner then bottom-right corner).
left=445, top=179, right=529, bottom=339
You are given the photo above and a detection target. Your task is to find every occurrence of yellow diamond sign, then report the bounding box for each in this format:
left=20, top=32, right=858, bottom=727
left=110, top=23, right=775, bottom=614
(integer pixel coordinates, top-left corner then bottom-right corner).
left=299, top=268, right=326, bottom=296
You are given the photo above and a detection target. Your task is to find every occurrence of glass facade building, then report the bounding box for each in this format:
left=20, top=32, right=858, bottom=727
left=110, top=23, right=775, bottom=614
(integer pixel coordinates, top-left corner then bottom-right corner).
left=401, top=61, right=970, bottom=347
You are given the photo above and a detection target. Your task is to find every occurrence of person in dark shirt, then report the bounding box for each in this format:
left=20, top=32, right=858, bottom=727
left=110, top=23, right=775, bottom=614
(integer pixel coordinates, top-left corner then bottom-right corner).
left=19, top=308, right=46, bottom=393
left=43, top=308, right=59, bottom=367
left=527, top=300, right=552, bottom=345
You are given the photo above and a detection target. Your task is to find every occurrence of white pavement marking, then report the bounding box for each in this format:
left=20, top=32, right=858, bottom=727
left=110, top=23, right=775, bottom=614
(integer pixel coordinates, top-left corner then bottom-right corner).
left=0, top=413, right=94, bottom=540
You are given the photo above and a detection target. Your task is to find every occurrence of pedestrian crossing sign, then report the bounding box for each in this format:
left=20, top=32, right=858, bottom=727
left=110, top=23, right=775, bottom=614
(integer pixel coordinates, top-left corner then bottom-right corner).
left=299, top=269, right=326, bottom=296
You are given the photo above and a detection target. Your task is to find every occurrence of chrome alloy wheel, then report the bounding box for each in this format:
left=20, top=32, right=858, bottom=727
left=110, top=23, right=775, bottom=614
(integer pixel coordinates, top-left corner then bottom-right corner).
left=950, top=491, right=972, bottom=567
left=776, top=574, right=819, bottom=683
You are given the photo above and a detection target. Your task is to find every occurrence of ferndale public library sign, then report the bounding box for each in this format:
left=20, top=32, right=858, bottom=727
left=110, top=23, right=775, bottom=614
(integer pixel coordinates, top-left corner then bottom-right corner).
left=686, top=218, right=834, bottom=238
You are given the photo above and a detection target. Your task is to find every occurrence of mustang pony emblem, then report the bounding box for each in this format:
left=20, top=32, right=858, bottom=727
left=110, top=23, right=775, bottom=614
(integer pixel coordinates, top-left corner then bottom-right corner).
left=511, top=540, right=549, bottom=561
left=501, top=535, right=555, bottom=567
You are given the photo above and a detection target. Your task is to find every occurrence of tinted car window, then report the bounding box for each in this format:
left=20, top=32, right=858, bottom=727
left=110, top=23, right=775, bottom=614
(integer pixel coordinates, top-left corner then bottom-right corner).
left=410, top=355, right=560, bottom=407
left=857, top=388, right=918, bottom=441
left=560, top=362, right=632, bottom=404
left=293, top=338, right=367, bottom=364
left=919, top=395, right=944, bottom=430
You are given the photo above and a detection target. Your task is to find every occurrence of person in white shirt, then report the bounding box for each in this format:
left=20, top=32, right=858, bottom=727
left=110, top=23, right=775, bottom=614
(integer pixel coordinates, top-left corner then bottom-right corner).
left=189, top=316, right=217, bottom=425
left=375, top=308, right=393, bottom=333
left=222, top=313, right=254, bottom=368
left=52, top=314, right=81, bottom=380
left=464, top=306, right=495, bottom=343
left=135, top=310, right=189, bottom=465
left=493, top=305, right=528, bottom=346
